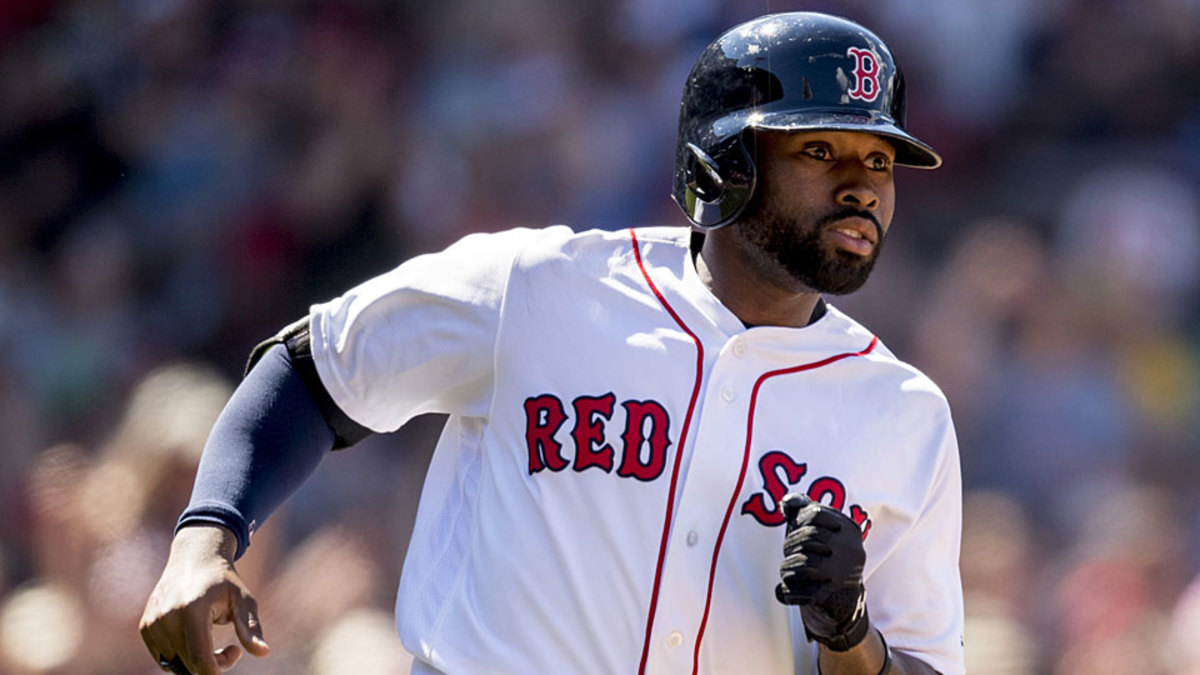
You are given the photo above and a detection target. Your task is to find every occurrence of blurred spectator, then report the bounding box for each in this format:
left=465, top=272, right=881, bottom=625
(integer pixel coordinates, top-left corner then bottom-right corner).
left=1048, top=484, right=1189, bottom=674
left=1169, top=575, right=1200, bottom=674
left=309, top=608, right=414, bottom=675
left=0, top=580, right=86, bottom=673
left=1056, top=164, right=1200, bottom=329
left=960, top=489, right=1040, bottom=674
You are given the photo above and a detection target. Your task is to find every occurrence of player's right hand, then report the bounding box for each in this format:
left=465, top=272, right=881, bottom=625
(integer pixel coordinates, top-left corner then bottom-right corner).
left=139, top=525, right=270, bottom=674
left=774, top=493, right=871, bottom=652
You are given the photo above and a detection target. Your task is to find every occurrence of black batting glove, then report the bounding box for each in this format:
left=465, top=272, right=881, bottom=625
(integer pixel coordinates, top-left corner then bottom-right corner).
left=775, top=493, right=871, bottom=652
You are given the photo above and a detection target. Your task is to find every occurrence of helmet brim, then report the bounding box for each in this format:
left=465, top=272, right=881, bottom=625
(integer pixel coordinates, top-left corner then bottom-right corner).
left=716, top=110, right=942, bottom=169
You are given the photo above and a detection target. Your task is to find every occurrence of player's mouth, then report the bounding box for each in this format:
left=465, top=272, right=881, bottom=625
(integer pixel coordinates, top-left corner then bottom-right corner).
left=824, top=218, right=879, bottom=257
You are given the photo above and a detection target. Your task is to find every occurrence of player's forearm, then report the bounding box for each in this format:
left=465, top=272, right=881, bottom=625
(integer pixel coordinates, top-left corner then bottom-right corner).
left=177, top=343, right=336, bottom=559
left=818, top=628, right=940, bottom=675
left=886, top=649, right=940, bottom=675
left=816, top=628, right=885, bottom=675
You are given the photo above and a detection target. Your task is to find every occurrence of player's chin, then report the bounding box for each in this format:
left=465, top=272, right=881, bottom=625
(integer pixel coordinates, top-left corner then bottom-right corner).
left=804, top=254, right=877, bottom=295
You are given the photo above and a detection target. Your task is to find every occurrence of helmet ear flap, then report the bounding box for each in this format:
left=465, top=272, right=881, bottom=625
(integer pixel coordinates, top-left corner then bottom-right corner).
left=684, top=143, right=724, bottom=202
left=676, top=134, right=757, bottom=230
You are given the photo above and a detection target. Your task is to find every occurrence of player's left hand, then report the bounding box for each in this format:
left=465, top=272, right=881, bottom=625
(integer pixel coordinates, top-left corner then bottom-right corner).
left=775, top=493, right=871, bottom=652
left=139, top=526, right=270, bottom=675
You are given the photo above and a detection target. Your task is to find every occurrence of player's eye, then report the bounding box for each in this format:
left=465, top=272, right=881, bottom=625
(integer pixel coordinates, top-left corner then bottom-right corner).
left=867, top=154, right=892, bottom=171
left=802, top=145, right=832, bottom=161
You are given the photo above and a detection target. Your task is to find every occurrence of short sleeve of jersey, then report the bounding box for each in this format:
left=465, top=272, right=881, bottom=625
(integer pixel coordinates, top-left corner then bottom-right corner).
left=308, top=226, right=572, bottom=432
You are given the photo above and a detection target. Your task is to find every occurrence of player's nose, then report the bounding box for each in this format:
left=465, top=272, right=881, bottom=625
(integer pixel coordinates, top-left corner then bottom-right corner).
left=831, top=158, right=884, bottom=211
left=834, top=180, right=880, bottom=211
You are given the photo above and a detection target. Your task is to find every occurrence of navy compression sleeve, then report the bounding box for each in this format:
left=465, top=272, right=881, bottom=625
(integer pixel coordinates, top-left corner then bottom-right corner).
left=176, top=343, right=335, bottom=559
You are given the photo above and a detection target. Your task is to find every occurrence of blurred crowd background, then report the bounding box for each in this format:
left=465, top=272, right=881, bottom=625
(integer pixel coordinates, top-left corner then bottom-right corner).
left=1, top=0, right=1199, bottom=673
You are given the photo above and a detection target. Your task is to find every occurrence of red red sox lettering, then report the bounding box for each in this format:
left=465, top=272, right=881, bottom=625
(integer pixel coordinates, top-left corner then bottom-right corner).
left=525, top=393, right=672, bottom=481
left=524, top=394, right=871, bottom=535
left=740, top=450, right=872, bottom=538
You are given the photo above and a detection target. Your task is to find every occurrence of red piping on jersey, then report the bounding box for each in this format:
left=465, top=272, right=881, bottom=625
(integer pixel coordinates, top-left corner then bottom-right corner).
left=691, top=335, right=879, bottom=674
left=630, top=229, right=706, bottom=675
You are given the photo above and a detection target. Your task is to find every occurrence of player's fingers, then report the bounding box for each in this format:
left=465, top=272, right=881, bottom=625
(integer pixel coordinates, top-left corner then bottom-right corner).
left=214, top=644, right=243, bottom=670
left=141, top=609, right=193, bottom=673
left=158, top=655, right=192, bottom=674
left=775, top=582, right=795, bottom=604
left=807, top=505, right=853, bottom=533
left=783, top=523, right=830, bottom=551
left=777, top=559, right=825, bottom=586
left=181, top=606, right=221, bottom=675
left=781, top=493, right=813, bottom=522
left=139, top=614, right=168, bottom=658
left=793, top=539, right=834, bottom=558
left=140, top=625, right=178, bottom=672
left=784, top=500, right=842, bottom=539
left=774, top=581, right=816, bottom=606
left=232, top=593, right=271, bottom=658
left=784, top=568, right=830, bottom=586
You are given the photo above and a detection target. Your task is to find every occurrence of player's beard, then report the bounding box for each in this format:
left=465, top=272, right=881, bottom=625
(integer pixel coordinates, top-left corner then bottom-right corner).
left=737, top=203, right=884, bottom=296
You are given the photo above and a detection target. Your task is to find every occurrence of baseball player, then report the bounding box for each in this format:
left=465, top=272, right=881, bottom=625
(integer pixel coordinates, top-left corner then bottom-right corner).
left=140, top=12, right=963, bottom=675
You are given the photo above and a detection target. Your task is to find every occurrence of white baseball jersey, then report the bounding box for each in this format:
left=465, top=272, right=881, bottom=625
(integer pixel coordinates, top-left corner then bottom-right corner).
left=308, top=225, right=965, bottom=675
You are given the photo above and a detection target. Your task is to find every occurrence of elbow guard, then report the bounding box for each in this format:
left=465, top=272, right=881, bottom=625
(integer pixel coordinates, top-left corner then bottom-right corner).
left=246, top=317, right=373, bottom=449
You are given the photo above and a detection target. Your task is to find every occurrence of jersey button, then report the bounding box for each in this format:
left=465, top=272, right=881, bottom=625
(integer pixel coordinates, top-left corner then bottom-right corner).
left=720, top=385, right=735, bottom=402
left=732, top=342, right=746, bottom=357
left=686, top=530, right=699, bottom=546
left=667, top=631, right=684, bottom=648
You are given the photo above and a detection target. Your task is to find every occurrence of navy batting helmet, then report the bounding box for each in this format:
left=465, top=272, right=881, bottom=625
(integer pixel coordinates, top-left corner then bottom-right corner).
left=672, top=12, right=941, bottom=229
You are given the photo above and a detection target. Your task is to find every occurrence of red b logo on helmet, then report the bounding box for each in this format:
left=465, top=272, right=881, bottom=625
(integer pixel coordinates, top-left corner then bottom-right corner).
left=846, top=47, right=882, bottom=102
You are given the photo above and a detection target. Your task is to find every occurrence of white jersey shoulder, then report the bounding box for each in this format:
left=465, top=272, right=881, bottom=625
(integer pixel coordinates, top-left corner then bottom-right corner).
left=308, top=225, right=584, bottom=431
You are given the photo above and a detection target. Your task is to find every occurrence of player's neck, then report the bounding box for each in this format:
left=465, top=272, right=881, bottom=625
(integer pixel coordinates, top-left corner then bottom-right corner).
left=694, top=229, right=824, bottom=329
